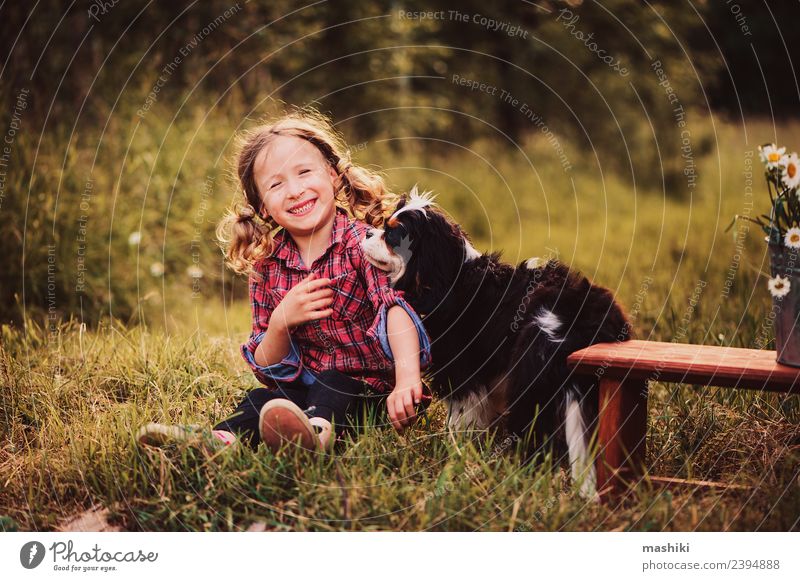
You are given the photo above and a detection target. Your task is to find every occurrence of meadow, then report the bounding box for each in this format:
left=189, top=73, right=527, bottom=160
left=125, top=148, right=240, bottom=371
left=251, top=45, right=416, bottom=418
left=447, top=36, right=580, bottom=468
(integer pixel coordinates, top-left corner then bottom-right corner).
left=1, top=114, right=799, bottom=531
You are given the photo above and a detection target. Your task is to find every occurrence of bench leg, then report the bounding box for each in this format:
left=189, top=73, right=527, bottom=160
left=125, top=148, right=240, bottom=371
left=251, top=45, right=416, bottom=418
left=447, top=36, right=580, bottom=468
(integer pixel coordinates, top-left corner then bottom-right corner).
left=596, top=377, right=648, bottom=501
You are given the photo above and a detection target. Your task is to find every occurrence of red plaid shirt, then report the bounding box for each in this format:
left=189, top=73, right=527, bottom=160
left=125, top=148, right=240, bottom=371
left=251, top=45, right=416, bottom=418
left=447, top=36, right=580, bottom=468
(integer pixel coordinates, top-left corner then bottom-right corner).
left=241, top=208, right=431, bottom=393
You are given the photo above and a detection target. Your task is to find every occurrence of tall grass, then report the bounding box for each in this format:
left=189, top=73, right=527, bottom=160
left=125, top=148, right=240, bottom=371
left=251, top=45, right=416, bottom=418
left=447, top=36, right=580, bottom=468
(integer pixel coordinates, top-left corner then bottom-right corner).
left=1, top=315, right=798, bottom=531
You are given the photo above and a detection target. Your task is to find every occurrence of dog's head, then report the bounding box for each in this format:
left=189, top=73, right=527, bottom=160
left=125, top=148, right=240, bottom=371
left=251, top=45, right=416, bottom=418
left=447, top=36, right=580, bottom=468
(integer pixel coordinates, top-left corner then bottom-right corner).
left=360, top=187, right=481, bottom=314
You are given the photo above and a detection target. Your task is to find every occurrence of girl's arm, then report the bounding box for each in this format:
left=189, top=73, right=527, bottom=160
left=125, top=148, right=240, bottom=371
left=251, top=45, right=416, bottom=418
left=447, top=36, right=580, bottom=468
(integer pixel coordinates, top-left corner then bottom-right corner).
left=253, top=318, right=292, bottom=367
left=386, top=305, right=423, bottom=431
left=253, top=272, right=334, bottom=367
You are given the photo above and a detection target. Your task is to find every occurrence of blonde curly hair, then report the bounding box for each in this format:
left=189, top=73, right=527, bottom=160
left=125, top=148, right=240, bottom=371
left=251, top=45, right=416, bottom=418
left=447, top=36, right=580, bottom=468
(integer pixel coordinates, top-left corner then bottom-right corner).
left=216, top=108, right=398, bottom=276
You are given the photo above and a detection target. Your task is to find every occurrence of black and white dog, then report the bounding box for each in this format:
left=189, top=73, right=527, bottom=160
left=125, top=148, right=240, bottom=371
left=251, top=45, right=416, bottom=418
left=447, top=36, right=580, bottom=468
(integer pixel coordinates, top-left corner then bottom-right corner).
left=361, top=189, right=632, bottom=497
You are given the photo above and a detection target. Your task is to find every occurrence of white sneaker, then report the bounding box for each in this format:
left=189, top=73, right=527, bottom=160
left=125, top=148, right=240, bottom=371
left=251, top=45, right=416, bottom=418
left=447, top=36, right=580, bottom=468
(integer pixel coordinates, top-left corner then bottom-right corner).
left=136, top=423, right=236, bottom=451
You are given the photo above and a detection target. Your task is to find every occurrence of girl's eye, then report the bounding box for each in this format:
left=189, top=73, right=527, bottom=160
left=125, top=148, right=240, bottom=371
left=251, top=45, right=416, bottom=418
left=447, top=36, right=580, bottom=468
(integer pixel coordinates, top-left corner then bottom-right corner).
left=269, top=181, right=282, bottom=190
left=299, top=169, right=310, bottom=175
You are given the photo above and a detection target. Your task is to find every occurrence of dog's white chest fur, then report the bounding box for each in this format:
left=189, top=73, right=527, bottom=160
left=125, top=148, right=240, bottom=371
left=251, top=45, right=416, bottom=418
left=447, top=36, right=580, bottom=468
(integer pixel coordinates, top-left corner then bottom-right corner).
left=446, top=376, right=509, bottom=430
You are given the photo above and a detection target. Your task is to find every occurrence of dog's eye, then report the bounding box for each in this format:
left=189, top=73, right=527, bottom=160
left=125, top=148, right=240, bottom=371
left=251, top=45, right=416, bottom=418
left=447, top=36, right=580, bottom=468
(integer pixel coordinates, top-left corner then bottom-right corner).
left=385, top=225, right=407, bottom=248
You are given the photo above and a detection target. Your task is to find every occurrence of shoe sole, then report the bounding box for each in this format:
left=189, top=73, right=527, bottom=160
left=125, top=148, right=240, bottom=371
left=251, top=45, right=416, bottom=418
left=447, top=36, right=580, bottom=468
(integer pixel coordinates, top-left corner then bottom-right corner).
left=136, top=423, right=232, bottom=452
left=258, top=400, right=318, bottom=453
left=136, top=423, right=194, bottom=447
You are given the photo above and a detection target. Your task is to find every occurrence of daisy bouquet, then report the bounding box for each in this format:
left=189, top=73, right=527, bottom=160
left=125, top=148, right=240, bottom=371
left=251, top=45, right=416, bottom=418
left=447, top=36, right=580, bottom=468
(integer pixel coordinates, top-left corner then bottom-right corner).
left=738, top=144, right=800, bottom=298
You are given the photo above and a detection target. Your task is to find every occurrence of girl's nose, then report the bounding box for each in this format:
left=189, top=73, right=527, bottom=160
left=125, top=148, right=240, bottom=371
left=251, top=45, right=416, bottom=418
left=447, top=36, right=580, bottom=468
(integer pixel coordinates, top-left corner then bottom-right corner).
left=285, top=176, right=305, bottom=198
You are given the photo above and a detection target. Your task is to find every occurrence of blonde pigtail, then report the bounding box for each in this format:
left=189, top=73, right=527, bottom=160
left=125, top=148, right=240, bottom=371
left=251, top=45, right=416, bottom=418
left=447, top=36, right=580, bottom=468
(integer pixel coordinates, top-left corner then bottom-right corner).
left=215, top=203, right=276, bottom=277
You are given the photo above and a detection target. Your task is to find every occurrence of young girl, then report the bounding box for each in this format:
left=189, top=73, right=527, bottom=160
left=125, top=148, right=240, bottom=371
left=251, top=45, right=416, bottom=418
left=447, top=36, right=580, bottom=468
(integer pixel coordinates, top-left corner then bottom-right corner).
left=138, top=110, right=431, bottom=452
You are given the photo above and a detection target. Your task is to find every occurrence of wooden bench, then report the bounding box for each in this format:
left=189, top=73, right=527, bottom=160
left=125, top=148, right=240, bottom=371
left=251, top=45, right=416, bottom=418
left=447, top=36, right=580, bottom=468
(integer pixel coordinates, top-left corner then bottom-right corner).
left=566, top=340, right=800, bottom=500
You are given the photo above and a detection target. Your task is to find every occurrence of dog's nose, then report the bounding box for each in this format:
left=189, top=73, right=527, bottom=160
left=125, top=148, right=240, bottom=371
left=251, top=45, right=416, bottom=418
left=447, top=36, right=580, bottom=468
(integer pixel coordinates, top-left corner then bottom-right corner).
left=365, top=230, right=374, bottom=239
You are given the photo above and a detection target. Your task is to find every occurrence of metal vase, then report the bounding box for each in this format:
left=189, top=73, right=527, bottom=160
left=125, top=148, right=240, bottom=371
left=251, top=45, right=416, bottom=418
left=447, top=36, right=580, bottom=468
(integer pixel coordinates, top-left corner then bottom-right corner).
left=768, top=242, right=800, bottom=367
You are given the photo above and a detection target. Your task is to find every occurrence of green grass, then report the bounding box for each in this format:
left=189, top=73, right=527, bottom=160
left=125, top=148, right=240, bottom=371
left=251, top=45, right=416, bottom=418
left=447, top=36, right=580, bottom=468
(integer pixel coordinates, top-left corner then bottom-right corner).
left=1, top=307, right=798, bottom=531
left=2, top=116, right=800, bottom=531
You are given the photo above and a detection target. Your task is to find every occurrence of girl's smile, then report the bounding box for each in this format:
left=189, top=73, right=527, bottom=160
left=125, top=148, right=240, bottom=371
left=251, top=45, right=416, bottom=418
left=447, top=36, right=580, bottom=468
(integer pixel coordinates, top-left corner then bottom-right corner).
left=254, top=135, right=338, bottom=238
left=287, top=197, right=317, bottom=216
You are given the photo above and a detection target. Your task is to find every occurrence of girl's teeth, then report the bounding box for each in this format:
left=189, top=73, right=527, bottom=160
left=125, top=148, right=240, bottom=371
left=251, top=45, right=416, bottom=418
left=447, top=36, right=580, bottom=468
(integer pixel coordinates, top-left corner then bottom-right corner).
left=290, top=200, right=314, bottom=214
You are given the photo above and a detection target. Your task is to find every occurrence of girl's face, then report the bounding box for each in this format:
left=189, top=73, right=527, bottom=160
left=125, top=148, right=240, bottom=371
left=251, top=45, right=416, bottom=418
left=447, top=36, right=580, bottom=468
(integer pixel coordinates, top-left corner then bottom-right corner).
left=253, top=135, right=338, bottom=237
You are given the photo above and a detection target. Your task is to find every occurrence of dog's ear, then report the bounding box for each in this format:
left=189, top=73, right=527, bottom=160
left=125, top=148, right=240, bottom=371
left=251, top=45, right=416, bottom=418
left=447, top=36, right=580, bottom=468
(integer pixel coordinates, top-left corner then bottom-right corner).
left=413, top=292, right=438, bottom=316
left=406, top=211, right=464, bottom=292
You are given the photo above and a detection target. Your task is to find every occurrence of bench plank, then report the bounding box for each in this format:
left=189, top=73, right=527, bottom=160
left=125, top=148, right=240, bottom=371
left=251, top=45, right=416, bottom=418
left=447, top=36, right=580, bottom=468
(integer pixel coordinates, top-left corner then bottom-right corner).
left=567, top=340, right=800, bottom=393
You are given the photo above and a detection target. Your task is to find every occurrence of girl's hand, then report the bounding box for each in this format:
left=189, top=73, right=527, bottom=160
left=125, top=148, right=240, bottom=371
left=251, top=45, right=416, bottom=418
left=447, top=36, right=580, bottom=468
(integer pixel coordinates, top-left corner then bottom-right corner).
left=271, top=272, right=334, bottom=330
left=387, top=379, right=423, bottom=432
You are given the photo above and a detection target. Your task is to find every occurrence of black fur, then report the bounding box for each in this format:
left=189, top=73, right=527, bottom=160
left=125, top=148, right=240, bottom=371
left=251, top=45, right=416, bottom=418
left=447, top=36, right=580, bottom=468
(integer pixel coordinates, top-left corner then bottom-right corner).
left=379, top=198, right=632, bottom=461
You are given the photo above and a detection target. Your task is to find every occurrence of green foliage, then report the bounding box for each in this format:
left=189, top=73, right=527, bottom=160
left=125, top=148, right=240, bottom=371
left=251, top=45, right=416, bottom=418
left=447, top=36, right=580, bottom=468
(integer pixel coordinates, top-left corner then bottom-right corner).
left=1, top=0, right=793, bottom=323
left=0, top=104, right=250, bottom=325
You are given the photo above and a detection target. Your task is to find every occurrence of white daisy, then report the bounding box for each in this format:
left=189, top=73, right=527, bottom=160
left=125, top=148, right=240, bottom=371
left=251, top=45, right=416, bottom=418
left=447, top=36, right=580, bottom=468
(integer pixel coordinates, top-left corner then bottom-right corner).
left=128, top=231, right=141, bottom=246
left=186, top=265, right=203, bottom=278
left=759, top=144, right=786, bottom=169
left=780, top=152, right=800, bottom=190
left=150, top=262, right=165, bottom=277
left=785, top=227, right=800, bottom=248
left=768, top=275, right=791, bottom=298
